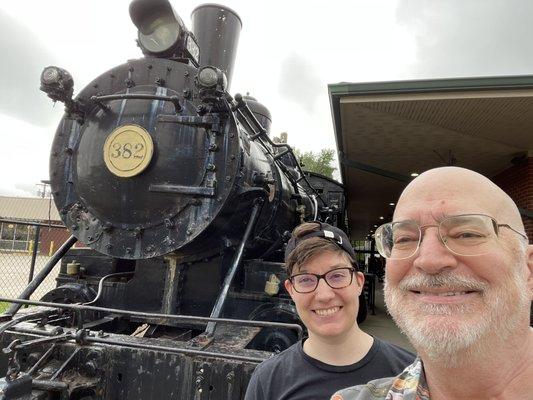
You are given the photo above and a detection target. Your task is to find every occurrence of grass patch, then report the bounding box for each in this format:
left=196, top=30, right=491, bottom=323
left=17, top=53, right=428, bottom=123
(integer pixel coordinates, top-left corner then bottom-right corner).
left=0, top=302, right=9, bottom=314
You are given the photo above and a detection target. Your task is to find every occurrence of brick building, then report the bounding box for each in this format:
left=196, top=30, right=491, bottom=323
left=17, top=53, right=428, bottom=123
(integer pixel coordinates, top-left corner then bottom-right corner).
left=0, top=196, right=74, bottom=254
left=493, top=157, right=533, bottom=239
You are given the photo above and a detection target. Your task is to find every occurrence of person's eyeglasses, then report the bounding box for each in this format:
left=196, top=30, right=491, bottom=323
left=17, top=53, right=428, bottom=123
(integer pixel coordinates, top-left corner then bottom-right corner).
left=289, top=267, right=356, bottom=293
left=374, top=213, right=528, bottom=260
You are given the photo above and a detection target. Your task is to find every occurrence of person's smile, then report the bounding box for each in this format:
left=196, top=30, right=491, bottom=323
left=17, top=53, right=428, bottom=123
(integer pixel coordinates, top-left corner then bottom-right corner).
left=312, top=306, right=342, bottom=317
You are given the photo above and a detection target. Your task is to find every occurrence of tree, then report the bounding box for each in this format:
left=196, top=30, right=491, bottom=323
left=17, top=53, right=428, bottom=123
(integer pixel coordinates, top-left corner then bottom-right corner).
left=294, top=148, right=337, bottom=179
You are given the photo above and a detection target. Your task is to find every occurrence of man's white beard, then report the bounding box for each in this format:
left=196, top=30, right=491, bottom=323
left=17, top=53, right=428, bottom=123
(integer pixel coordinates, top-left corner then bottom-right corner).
left=384, top=267, right=529, bottom=367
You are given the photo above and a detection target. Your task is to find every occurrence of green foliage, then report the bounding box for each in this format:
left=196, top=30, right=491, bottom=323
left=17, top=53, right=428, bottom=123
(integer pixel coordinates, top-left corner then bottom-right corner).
left=294, top=148, right=337, bottom=179
left=0, top=302, right=8, bottom=314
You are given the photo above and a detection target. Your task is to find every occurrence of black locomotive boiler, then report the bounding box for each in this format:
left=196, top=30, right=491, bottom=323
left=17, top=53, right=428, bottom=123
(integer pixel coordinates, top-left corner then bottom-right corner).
left=0, top=1, right=354, bottom=399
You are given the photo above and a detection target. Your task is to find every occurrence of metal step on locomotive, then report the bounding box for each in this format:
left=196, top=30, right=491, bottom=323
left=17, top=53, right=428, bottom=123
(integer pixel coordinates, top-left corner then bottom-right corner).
left=0, top=1, right=361, bottom=398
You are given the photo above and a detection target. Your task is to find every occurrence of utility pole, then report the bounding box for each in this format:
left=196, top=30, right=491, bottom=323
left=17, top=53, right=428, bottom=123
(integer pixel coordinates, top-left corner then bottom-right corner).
left=36, top=180, right=51, bottom=198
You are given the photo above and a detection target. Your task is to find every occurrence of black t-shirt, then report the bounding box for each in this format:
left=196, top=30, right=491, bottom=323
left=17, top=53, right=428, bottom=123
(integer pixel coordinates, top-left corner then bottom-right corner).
left=244, top=338, right=415, bottom=400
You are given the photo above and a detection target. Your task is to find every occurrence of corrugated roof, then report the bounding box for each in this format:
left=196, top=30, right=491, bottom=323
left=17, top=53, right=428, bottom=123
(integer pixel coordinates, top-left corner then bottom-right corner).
left=0, top=196, right=61, bottom=222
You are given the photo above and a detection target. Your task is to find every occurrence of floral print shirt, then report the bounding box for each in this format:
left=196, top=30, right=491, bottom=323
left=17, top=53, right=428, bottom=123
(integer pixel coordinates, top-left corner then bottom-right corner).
left=331, top=359, right=430, bottom=400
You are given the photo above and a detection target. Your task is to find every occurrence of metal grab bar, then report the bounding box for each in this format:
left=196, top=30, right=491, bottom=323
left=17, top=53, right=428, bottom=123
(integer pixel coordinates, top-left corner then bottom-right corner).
left=0, top=297, right=303, bottom=340
left=91, top=94, right=182, bottom=113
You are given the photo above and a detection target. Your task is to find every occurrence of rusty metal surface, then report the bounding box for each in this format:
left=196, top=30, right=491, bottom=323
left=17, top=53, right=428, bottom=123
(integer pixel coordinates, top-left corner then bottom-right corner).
left=1, top=320, right=263, bottom=399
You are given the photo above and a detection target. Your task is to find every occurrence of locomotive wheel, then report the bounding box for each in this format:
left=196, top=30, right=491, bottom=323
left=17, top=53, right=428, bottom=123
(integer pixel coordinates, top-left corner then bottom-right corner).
left=248, top=303, right=302, bottom=353
left=251, top=328, right=298, bottom=353
left=41, top=283, right=98, bottom=327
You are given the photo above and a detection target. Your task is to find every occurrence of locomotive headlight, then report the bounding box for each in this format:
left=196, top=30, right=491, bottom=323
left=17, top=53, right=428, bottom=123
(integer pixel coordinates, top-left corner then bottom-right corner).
left=40, top=66, right=74, bottom=102
left=196, top=67, right=228, bottom=91
left=130, top=0, right=186, bottom=56
left=138, top=18, right=181, bottom=54
left=41, top=67, right=61, bottom=85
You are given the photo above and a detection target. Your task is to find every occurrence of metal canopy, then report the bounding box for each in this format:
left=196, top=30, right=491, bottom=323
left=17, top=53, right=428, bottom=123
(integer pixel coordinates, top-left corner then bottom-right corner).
left=328, top=75, right=533, bottom=240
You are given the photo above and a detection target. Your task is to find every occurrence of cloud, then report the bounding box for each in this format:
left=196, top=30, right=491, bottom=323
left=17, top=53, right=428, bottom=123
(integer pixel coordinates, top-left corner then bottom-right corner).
left=278, top=53, right=323, bottom=114
left=0, top=113, right=51, bottom=197
left=0, top=9, right=59, bottom=127
left=396, top=0, right=533, bottom=77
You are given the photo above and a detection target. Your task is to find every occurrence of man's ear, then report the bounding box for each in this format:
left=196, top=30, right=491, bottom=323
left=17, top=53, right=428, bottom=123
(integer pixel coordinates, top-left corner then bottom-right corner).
left=284, top=279, right=295, bottom=300
left=526, top=244, right=533, bottom=300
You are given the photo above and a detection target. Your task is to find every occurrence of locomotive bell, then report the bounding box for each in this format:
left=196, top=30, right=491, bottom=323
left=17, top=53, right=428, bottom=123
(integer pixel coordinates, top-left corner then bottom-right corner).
left=196, top=66, right=228, bottom=101
left=191, top=4, right=241, bottom=91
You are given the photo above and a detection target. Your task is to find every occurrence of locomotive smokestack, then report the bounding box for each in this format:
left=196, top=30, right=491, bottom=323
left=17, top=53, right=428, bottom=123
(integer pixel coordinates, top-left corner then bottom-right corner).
left=191, top=4, right=242, bottom=91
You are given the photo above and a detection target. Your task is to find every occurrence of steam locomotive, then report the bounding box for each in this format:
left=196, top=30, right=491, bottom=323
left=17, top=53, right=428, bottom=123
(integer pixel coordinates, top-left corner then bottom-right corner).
left=0, top=1, right=353, bottom=398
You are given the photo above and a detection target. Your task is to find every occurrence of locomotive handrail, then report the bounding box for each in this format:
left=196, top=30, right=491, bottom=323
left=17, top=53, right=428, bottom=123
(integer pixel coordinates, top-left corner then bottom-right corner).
left=149, top=183, right=216, bottom=196
left=90, top=93, right=182, bottom=113
left=0, top=297, right=304, bottom=340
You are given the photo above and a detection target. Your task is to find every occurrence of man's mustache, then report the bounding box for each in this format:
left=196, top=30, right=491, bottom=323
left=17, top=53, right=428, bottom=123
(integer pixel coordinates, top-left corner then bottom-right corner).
left=397, top=273, right=488, bottom=293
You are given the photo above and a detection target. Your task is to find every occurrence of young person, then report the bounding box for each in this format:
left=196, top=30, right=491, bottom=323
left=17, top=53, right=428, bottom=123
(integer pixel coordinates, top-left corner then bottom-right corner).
left=244, top=221, right=415, bottom=400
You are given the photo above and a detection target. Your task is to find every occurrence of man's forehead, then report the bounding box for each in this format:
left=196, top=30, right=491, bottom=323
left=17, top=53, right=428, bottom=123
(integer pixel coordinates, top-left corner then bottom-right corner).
left=395, top=169, right=499, bottom=216
left=393, top=167, right=522, bottom=229
left=394, top=196, right=496, bottom=222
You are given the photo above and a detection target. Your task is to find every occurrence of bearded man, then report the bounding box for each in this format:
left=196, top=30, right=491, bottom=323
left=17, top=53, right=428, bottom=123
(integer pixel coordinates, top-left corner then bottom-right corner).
left=332, top=167, right=533, bottom=400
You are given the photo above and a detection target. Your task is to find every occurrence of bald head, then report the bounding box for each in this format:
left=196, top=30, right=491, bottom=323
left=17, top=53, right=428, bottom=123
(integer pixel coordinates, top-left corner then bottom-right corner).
left=395, top=167, right=525, bottom=236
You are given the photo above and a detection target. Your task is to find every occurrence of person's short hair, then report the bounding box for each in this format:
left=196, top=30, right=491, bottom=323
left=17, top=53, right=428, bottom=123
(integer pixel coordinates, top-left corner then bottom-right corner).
left=284, top=222, right=358, bottom=276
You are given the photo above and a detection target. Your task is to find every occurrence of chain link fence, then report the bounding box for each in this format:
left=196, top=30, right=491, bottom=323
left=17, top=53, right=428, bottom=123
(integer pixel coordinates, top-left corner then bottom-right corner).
left=0, top=217, right=70, bottom=300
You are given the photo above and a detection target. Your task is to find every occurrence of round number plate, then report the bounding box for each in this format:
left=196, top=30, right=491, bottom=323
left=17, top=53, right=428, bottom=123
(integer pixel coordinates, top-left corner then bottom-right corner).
left=103, top=125, right=154, bottom=178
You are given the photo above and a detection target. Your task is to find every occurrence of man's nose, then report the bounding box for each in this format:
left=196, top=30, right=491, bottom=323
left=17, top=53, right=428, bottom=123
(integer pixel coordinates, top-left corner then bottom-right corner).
left=412, top=228, right=458, bottom=274
left=314, top=278, right=336, bottom=301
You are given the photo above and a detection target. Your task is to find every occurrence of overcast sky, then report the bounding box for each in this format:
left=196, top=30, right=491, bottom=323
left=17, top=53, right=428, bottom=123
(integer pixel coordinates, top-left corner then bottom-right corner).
left=1, top=0, right=533, bottom=197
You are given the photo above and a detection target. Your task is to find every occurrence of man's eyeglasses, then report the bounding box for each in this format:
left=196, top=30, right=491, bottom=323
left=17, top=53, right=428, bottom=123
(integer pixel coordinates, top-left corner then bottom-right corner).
left=374, top=213, right=528, bottom=260
left=289, top=267, right=356, bottom=293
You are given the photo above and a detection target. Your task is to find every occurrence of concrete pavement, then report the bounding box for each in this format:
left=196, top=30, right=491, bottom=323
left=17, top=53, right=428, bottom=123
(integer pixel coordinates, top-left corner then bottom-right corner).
left=360, top=282, right=415, bottom=353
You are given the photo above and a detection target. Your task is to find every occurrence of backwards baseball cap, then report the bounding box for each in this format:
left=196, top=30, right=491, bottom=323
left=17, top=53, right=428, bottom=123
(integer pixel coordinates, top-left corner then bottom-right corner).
left=284, top=221, right=357, bottom=267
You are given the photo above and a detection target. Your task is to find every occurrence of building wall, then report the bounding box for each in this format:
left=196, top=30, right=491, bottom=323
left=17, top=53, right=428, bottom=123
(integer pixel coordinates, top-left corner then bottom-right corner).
left=40, top=226, right=71, bottom=255
left=492, top=157, right=533, bottom=241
